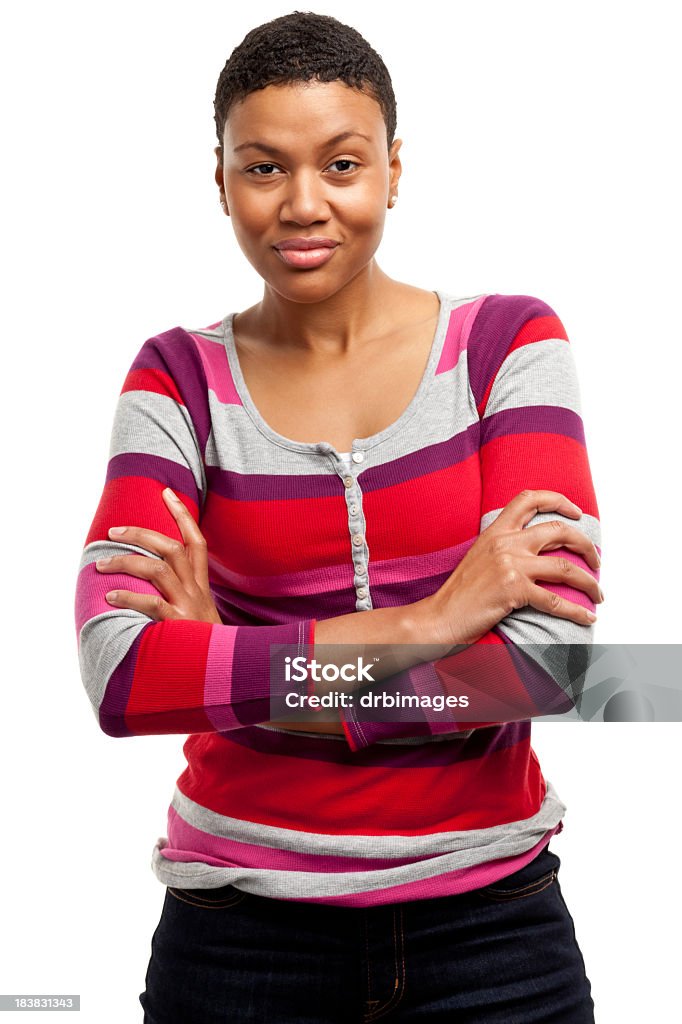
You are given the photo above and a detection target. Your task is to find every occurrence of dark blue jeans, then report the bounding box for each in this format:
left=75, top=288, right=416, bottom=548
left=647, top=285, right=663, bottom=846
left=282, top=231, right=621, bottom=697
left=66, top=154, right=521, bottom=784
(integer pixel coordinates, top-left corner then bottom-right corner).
left=139, top=844, right=595, bottom=1022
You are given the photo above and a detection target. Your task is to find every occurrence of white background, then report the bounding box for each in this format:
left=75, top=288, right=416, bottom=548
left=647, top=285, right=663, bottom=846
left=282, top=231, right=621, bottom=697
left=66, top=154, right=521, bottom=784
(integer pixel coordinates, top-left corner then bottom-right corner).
left=1, top=0, right=680, bottom=1019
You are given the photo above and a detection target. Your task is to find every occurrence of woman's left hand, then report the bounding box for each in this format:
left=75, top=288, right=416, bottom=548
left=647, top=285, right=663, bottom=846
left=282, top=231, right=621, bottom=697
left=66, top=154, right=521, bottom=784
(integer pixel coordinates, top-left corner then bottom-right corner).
left=95, top=487, right=222, bottom=625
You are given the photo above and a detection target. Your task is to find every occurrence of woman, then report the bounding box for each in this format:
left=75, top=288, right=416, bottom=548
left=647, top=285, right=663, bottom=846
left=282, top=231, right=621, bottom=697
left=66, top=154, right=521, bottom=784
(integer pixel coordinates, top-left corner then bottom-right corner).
left=74, top=12, right=603, bottom=1022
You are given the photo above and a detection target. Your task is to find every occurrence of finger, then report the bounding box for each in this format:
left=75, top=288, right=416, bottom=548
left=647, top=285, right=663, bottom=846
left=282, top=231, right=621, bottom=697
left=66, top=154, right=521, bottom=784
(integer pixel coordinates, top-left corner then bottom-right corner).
left=106, top=522, right=196, bottom=591
left=162, top=487, right=210, bottom=585
left=522, top=520, right=601, bottom=571
left=104, top=588, right=179, bottom=621
left=96, top=552, right=186, bottom=605
left=494, top=490, right=583, bottom=532
left=525, top=582, right=598, bottom=626
left=523, top=554, right=603, bottom=605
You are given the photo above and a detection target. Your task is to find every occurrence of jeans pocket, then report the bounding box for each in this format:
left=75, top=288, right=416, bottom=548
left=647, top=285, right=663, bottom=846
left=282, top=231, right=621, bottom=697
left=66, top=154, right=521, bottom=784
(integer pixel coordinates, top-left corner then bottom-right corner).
left=166, top=883, right=250, bottom=910
left=474, top=846, right=560, bottom=902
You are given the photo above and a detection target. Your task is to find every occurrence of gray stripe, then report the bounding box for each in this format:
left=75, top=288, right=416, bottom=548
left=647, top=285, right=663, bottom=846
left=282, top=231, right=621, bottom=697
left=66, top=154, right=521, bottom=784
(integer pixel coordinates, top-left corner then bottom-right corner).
left=150, top=779, right=565, bottom=897
left=110, top=390, right=205, bottom=496
left=78, top=608, right=147, bottom=711
left=482, top=338, right=583, bottom=418
left=165, top=777, right=564, bottom=858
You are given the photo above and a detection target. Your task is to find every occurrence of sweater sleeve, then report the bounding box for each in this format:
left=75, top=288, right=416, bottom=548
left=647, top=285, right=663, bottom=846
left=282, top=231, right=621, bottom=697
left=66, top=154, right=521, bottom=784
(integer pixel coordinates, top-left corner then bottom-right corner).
left=338, top=294, right=602, bottom=751
left=74, top=330, right=316, bottom=738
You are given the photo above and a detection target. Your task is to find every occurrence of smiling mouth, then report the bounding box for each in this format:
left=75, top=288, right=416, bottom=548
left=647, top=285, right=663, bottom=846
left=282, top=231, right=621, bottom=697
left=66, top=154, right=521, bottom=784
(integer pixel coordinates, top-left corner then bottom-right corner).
left=273, top=245, right=339, bottom=269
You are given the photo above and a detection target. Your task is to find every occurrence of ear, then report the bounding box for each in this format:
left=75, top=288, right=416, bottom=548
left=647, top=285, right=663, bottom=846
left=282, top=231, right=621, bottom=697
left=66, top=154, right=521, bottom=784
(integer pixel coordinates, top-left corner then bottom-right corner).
left=214, top=146, right=228, bottom=215
left=388, top=138, right=403, bottom=195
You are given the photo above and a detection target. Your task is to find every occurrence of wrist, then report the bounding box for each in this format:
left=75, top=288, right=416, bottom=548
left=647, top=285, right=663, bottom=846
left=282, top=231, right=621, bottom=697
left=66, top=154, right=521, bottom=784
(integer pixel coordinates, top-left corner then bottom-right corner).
left=401, top=598, right=454, bottom=660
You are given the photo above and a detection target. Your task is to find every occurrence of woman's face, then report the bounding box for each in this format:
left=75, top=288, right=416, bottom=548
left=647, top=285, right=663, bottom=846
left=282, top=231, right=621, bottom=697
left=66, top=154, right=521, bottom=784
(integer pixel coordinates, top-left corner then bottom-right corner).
left=214, top=80, right=402, bottom=303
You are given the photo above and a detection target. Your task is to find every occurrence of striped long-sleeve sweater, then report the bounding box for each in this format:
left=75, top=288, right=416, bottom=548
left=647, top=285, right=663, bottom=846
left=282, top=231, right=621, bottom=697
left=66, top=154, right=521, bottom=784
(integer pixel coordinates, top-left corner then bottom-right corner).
left=74, top=290, right=602, bottom=906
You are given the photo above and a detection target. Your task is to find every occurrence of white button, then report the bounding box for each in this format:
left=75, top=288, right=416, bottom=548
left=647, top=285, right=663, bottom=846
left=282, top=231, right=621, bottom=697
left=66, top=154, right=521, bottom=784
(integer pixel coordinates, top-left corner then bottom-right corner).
left=343, top=476, right=354, bottom=488
left=352, top=534, right=364, bottom=547
left=357, top=587, right=367, bottom=598
left=355, top=565, right=366, bottom=576
left=352, top=451, right=364, bottom=463
left=349, top=504, right=359, bottom=516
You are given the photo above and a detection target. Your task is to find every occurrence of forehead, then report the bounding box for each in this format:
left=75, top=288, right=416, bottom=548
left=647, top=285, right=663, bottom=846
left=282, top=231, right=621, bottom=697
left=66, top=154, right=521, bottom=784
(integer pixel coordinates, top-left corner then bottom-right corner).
left=224, top=80, right=385, bottom=149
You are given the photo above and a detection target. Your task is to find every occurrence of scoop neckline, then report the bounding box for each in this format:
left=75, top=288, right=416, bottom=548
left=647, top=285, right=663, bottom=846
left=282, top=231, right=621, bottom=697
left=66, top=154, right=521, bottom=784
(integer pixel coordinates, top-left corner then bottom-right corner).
left=221, top=288, right=452, bottom=456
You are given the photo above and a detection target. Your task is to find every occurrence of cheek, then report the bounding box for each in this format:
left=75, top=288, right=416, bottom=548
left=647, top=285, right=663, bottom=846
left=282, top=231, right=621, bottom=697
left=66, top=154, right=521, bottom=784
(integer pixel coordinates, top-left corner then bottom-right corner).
left=338, top=191, right=387, bottom=238
left=230, top=192, right=272, bottom=233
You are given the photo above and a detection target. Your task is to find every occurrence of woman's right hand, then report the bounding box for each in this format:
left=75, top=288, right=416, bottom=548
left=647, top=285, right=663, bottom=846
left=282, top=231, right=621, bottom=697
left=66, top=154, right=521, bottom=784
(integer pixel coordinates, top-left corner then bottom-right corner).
left=419, top=489, right=603, bottom=650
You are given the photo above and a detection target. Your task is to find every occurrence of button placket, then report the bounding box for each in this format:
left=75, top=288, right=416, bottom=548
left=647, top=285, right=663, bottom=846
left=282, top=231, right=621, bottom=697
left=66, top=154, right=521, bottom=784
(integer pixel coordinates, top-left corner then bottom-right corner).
left=335, top=449, right=372, bottom=611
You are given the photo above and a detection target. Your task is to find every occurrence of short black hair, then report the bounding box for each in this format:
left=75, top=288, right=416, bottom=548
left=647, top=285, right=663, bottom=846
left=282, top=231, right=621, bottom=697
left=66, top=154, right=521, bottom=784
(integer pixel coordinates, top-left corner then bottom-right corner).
left=214, top=11, right=397, bottom=159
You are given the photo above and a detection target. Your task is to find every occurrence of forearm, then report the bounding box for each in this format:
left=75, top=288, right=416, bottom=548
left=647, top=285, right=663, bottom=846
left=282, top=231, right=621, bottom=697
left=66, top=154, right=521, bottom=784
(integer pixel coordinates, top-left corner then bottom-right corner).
left=263, top=599, right=448, bottom=732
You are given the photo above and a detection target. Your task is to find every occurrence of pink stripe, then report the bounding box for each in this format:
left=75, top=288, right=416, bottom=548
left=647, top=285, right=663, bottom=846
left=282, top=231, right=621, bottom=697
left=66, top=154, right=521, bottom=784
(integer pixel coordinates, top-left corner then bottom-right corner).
left=537, top=549, right=600, bottom=609
left=164, top=807, right=435, bottom=872
left=207, top=551, right=353, bottom=598
left=364, top=537, right=474, bottom=587
left=74, top=562, right=160, bottom=634
left=435, top=295, right=488, bottom=376
left=203, top=624, right=239, bottom=731
left=288, top=823, right=563, bottom=906
left=207, top=536, right=474, bottom=599
left=190, top=331, right=242, bottom=406
left=157, top=820, right=563, bottom=906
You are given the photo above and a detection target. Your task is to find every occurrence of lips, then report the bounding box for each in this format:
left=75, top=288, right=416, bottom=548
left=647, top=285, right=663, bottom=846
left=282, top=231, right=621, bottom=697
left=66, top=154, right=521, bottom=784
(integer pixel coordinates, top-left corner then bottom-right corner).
left=274, top=237, right=339, bottom=250
left=273, top=239, right=340, bottom=270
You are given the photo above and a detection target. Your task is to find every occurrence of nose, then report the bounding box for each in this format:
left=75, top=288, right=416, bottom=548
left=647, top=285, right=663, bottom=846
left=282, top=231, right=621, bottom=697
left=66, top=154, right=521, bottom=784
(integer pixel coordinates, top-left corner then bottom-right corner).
left=279, top=170, right=330, bottom=225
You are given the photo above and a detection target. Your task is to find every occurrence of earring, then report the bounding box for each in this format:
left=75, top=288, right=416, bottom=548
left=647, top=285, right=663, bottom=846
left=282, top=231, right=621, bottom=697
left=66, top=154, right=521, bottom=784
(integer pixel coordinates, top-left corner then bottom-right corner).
left=390, top=194, right=398, bottom=207
left=220, top=198, right=227, bottom=212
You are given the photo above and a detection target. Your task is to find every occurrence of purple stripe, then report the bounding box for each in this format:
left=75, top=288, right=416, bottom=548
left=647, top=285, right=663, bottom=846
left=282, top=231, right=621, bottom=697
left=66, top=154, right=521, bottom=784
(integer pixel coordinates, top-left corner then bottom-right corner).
left=206, top=464, right=342, bottom=501
left=204, top=421, right=481, bottom=503
left=214, top=586, right=356, bottom=627
left=132, top=329, right=212, bottom=455
left=227, top=620, right=312, bottom=727
left=481, top=405, right=586, bottom=445
left=107, top=452, right=200, bottom=504
left=359, top=422, right=481, bottom=494
left=467, top=294, right=556, bottom=408
left=220, top=719, right=532, bottom=768
left=492, top=627, right=576, bottom=716
left=98, top=628, right=147, bottom=737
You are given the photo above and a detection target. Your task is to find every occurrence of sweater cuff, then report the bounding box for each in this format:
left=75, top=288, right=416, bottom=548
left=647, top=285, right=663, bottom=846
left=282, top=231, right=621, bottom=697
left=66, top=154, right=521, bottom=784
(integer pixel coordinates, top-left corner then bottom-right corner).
left=337, top=661, right=463, bottom=750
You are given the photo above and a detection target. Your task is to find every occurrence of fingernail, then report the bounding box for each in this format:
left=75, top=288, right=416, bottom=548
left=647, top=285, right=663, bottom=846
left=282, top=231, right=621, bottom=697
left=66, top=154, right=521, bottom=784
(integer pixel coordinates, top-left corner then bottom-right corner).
left=164, top=487, right=179, bottom=502
left=105, top=591, right=119, bottom=602
left=586, top=610, right=597, bottom=621
left=599, top=587, right=605, bottom=602
left=109, top=526, right=127, bottom=536
left=95, top=557, right=112, bottom=567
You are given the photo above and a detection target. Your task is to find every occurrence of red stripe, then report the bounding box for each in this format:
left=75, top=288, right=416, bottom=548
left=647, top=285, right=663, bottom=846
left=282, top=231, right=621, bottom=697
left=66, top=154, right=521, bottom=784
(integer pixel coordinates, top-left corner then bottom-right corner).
left=121, top=366, right=185, bottom=405
left=85, top=477, right=199, bottom=546
left=177, top=730, right=544, bottom=833
left=127, top=619, right=212, bottom=729
left=480, top=432, right=598, bottom=517
left=202, top=456, right=483, bottom=574
left=202, top=493, right=350, bottom=574
left=363, top=455, right=482, bottom=558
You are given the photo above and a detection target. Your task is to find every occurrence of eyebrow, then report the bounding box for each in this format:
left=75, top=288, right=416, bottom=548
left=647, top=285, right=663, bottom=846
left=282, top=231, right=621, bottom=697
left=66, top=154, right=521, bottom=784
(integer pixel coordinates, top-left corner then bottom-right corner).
left=233, top=130, right=373, bottom=156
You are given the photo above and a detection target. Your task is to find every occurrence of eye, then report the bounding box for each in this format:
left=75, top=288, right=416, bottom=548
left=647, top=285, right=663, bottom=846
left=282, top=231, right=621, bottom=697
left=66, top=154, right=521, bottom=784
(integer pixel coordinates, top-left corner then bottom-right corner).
left=246, top=163, right=282, bottom=177
left=327, top=159, right=359, bottom=174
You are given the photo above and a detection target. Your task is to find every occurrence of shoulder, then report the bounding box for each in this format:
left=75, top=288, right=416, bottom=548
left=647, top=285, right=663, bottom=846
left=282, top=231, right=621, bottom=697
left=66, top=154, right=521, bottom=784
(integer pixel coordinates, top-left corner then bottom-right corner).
left=466, top=293, right=570, bottom=411
left=121, top=321, right=221, bottom=448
